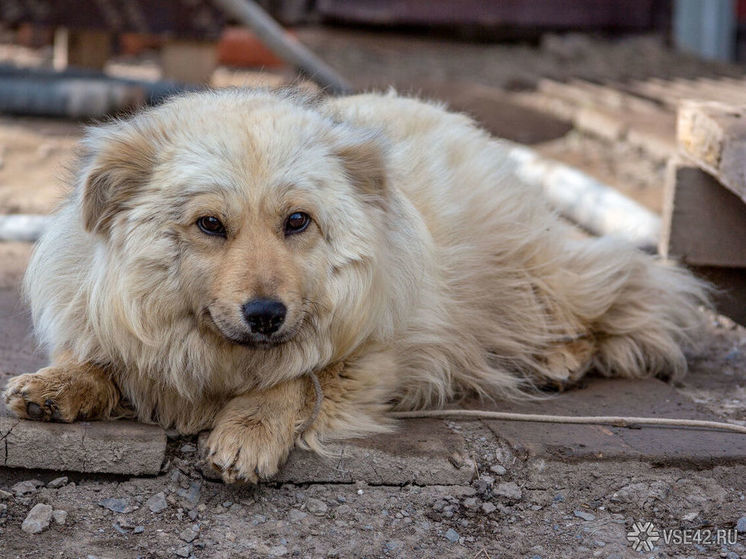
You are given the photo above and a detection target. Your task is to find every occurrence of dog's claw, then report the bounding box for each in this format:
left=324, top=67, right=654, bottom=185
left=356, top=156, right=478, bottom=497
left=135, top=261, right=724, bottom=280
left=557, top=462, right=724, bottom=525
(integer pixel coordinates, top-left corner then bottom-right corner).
left=46, top=399, right=62, bottom=421
left=26, top=401, right=43, bottom=419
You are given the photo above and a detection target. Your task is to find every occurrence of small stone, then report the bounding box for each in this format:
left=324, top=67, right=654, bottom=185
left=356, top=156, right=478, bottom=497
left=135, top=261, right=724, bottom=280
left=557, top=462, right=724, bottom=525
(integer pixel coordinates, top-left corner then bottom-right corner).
left=180, top=444, right=197, bottom=453
left=22, top=503, right=53, bottom=534
left=288, top=509, right=308, bottom=522
left=133, top=526, right=145, bottom=534
left=0, top=489, right=12, bottom=500
left=147, top=492, right=168, bottom=513
left=269, top=545, right=288, bottom=557
left=384, top=540, right=402, bottom=552
left=682, top=511, right=698, bottom=522
left=175, top=545, right=191, bottom=558
left=12, top=480, right=42, bottom=497
left=47, top=477, right=68, bottom=489
left=178, top=481, right=201, bottom=506
left=494, top=482, right=522, bottom=500
left=180, top=527, right=198, bottom=543
left=114, top=515, right=135, bottom=529
left=306, top=498, right=328, bottom=515
left=736, top=516, right=746, bottom=533
left=444, top=528, right=460, bottom=543
left=490, top=465, right=507, bottom=475
left=336, top=496, right=346, bottom=503
left=475, top=475, right=495, bottom=495
left=52, top=509, right=68, bottom=525
left=98, top=498, right=133, bottom=514
left=188, top=510, right=198, bottom=521
left=481, top=502, right=497, bottom=514
left=222, top=500, right=233, bottom=508
left=462, top=497, right=480, bottom=511
left=574, top=510, right=596, bottom=521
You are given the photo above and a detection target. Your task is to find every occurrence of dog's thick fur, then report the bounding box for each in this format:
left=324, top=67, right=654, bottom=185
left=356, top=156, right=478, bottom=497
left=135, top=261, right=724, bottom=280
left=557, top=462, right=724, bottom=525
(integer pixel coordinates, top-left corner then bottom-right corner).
left=4, top=89, right=708, bottom=482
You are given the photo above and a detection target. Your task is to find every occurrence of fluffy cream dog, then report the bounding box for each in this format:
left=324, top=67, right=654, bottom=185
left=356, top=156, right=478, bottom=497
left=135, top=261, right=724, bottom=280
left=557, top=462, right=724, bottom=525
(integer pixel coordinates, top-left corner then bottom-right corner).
left=4, top=89, right=707, bottom=482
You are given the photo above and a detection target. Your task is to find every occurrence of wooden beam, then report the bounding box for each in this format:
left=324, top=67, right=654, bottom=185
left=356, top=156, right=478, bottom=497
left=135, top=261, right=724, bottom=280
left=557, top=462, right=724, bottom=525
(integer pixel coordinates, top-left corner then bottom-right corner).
left=660, top=159, right=746, bottom=267
left=678, top=100, right=746, bottom=202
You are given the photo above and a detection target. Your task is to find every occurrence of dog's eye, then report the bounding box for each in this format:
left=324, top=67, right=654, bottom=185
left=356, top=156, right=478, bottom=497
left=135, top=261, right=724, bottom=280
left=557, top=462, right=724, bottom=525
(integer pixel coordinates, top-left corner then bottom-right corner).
left=196, top=216, right=226, bottom=237
left=284, top=212, right=311, bottom=235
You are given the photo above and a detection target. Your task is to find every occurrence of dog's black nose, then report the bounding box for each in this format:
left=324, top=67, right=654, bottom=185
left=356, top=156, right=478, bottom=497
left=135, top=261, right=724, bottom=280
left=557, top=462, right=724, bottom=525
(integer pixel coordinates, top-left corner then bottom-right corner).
left=242, top=298, right=287, bottom=335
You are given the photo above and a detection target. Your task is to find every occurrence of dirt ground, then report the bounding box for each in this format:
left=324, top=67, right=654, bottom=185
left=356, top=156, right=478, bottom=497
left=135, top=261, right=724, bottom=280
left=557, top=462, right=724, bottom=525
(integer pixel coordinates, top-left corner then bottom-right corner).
left=1, top=28, right=746, bottom=559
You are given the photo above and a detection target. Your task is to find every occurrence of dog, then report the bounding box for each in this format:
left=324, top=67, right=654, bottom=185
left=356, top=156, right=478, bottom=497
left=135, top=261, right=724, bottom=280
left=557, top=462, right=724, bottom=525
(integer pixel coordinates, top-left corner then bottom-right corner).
left=3, top=89, right=708, bottom=483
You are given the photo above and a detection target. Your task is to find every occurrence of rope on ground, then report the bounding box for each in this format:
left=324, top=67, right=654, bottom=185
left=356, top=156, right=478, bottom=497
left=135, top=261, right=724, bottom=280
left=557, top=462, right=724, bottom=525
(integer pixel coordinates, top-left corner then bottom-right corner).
left=389, top=409, right=746, bottom=435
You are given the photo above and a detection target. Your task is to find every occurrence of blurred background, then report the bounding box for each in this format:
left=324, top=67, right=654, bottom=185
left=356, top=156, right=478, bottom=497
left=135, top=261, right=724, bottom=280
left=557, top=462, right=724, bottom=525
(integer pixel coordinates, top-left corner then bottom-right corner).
left=0, top=0, right=745, bottom=323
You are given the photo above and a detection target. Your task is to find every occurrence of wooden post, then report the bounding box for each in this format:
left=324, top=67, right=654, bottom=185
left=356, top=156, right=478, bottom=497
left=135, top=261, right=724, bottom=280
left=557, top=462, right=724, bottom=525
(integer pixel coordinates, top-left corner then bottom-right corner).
left=53, top=28, right=112, bottom=71
left=160, top=40, right=218, bottom=84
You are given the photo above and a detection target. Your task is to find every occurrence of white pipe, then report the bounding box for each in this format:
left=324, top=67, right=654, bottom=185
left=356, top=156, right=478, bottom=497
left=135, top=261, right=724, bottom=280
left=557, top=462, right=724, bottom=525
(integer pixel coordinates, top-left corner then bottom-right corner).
left=0, top=215, right=50, bottom=242
left=503, top=142, right=661, bottom=252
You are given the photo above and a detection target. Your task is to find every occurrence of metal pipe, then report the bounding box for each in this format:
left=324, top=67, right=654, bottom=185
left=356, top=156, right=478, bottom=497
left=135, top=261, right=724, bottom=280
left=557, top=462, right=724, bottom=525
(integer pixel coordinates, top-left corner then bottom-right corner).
left=212, top=0, right=353, bottom=94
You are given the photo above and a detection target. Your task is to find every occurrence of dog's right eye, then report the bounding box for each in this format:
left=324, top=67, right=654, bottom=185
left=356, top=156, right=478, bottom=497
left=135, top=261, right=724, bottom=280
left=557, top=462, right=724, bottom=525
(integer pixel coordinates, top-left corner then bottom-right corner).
left=196, top=216, right=226, bottom=237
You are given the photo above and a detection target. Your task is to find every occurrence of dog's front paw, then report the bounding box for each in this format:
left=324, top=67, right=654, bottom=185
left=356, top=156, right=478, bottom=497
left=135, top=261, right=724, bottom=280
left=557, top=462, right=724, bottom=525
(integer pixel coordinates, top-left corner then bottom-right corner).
left=3, top=365, right=118, bottom=422
left=204, top=418, right=295, bottom=484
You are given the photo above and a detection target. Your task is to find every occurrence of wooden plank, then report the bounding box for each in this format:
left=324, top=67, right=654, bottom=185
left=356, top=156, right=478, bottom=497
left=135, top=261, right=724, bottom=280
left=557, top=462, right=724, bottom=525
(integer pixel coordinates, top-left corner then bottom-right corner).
left=677, top=100, right=746, bottom=202
left=535, top=79, right=676, bottom=159
left=660, top=159, right=746, bottom=267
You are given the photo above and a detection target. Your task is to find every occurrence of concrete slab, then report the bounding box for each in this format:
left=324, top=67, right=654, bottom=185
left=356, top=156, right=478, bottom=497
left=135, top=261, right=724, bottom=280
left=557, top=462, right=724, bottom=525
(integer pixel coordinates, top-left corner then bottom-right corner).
left=199, top=418, right=477, bottom=485
left=477, top=377, right=746, bottom=465
left=1, top=416, right=166, bottom=475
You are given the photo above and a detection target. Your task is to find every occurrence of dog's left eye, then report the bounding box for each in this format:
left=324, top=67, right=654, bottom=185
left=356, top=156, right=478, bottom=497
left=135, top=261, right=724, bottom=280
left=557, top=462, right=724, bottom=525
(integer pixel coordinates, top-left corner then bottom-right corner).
left=284, top=212, right=311, bottom=235
left=196, top=216, right=226, bottom=237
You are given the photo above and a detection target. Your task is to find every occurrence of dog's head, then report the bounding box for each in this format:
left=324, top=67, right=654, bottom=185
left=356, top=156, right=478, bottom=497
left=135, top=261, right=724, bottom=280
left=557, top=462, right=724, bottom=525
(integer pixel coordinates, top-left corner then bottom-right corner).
left=77, top=90, right=392, bottom=354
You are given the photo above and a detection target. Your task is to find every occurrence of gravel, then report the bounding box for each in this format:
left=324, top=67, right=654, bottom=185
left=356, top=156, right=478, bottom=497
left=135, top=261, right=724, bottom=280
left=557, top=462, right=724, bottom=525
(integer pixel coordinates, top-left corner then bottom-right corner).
left=288, top=509, right=308, bottom=522
left=47, top=476, right=68, bottom=489
left=573, top=510, right=596, bottom=521
left=737, top=516, right=746, bottom=533
left=21, top=503, right=53, bottom=534
left=444, top=528, right=460, bottom=543
left=494, top=482, right=522, bottom=500
left=306, top=498, right=328, bottom=515
left=97, top=498, right=134, bottom=514
left=481, top=502, right=497, bottom=514
left=12, top=480, right=42, bottom=497
left=490, top=464, right=507, bottom=475
left=146, top=491, right=168, bottom=513
left=52, top=509, right=68, bottom=525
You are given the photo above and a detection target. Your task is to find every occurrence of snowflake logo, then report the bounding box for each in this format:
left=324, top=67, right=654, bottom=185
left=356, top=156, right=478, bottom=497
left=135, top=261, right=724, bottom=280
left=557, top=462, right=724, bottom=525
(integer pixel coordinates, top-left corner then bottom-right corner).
left=627, top=521, right=660, bottom=551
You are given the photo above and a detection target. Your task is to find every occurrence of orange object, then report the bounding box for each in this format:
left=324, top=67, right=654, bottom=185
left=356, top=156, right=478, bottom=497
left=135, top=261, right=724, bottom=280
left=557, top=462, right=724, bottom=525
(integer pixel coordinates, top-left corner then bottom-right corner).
left=217, top=26, right=286, bottom=68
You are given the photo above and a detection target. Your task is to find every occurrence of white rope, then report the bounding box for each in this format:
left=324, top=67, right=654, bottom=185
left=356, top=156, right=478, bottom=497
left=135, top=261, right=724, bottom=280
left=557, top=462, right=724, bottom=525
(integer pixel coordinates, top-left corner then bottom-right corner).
left=390, top=409, right=746, bottom=435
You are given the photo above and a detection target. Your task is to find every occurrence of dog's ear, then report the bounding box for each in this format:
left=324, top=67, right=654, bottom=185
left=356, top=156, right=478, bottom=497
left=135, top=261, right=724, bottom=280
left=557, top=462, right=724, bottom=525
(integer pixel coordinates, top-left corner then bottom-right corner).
left=334, top=129, right=388, bottom=205
left=79, top=125, right=155, bottom=235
